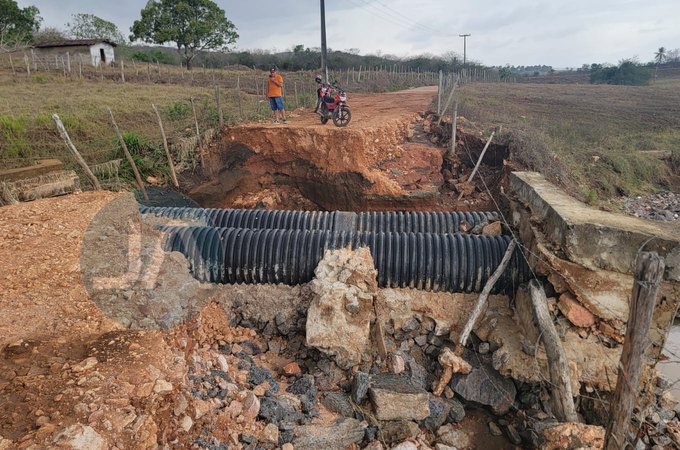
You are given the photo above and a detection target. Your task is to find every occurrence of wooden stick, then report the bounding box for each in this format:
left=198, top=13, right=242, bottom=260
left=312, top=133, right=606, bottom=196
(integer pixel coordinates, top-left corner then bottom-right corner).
left=604, top=252, right=665, bottom=450
left=456, top=239, right=517, bottom=351
left=120, top=59, right=125, bottom=83
left=151, top=104, right=179, bottom=188
left=448, top=101, right=458, bottom=159
left=107, top=108, right=148, bottom=200
left=237, top=76, right=242, bottom=119
left=24, top=54, right=30, bottom=77
left=215, top=85, right=223, bottom=127
left=51, top=114, right=101, bottom=190
left=529, top=279, right=578, bottom=422
left=468, top=131, right=495, bottom=183
left=437, top=82, right=457, bottom=126
left=190, top=97, right=200, bottom=141
left=9, top=54, right=15, bottom=75
left=437, top=70, right=443, bottom=114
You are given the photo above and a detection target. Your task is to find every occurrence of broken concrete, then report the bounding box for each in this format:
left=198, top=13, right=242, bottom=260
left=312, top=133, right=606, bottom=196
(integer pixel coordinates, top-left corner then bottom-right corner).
left=306, top=247, right=378, bottom=369
left=510, top=171, right=680, bottom=281
left=369, top=374, right=430, bottom=421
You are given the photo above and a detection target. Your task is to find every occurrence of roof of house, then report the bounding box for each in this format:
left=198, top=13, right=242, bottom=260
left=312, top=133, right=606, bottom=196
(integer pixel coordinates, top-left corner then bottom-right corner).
left=34, top=39, right=117, bottom=48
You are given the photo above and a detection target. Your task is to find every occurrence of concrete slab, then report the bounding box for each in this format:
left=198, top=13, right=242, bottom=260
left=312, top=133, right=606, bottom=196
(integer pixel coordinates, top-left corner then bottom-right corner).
left=510, top=171, right=680, bottom=281
left=0, top=159, right=64, bottom=182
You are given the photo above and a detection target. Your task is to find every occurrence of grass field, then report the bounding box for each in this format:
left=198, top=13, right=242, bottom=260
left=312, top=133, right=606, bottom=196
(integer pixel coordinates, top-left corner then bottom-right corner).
left=457, top=78, right=680, bottom=201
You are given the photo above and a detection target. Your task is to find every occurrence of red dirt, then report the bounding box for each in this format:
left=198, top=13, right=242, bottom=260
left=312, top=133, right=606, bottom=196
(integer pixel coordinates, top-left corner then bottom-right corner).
left=185, top=87, right=502, bottom=211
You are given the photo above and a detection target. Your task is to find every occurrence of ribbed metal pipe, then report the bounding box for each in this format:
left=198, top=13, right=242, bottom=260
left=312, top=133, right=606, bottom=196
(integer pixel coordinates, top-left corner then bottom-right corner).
left=141, top=207, right=499, bottom=234
left=161, top=226, right=529, bottom=293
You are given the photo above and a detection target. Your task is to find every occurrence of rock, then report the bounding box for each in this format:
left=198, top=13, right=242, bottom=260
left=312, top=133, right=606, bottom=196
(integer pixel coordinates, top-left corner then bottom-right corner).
left=437, top=424, right=470, bottom=448
left=52, top=424, right=107, bottom=450
left=402, top=316, right=420, bottom=333
left=421, top=397, right=450, bottom=432
left=446, top=398, right=466, bottom=423
left=180, top=415, right=193, bottom=432
left=541, top=422, right=605, bottom=450
left=216, top=355, right=229, bottom=372
left=482, top=221, right=502, bottom=236
left=415, top=335, right=428, bottom=347
left=390, top=442, right=418, bottom=450
left=281, top=444, right=294, bottom=450
left=489, top=421, right=502, bottom=436
left=174, top=394, right=188, bottom=416
left=435, top=445, right=457, bottom=450
left=306, top=248, right=378, bottom=369
left=0, top=437, right=14, bottom=450
left=478, top=343, right=490, bottom=355
left=449, top=351, right=516, bottom=415
left=439, top=347, right=472, bottom=375
left=369, top=374, right=430, bottom=421
left=292, top=418, right=366, bottom=450
left=259, top=395, right=303, bottom=426
left=153, top=379, right=173, bottom=394
left=320, top=392, right=355, bottom=418
left=380, top=421, right=420, bottom=445
left=71, top=357, right=98, bottom=373
left=558, top=293, right=595, bottom=328
left=242, top=392, right=261, bottom=421
left=283, top=362, right=302, bottom=376
left=262, top=423, right=279, bottom=444
left=390, top=354, right=406, bottom=374
left=351, top=371, right=370, bottom=404
left=505, top=424, right=522, bottom=445
left=36, top=416, right=50, bottom=427
left=659, top=391, right=678, bottom=410
left=364, top=441, right=385, bottom=450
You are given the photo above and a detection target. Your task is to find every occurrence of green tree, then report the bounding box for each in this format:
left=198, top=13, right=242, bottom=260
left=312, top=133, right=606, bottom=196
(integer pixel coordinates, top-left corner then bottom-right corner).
left=67, top=13, right=125, bottom=44
left=0, top=0, right=41, bottom=50
left=130, top=0, right=238, bottom=70
left=654, top=46, right=666, bottom=79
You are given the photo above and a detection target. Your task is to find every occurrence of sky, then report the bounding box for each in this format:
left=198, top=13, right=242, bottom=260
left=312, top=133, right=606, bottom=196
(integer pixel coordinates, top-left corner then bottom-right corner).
left=17, top=0, right=680, bottom=68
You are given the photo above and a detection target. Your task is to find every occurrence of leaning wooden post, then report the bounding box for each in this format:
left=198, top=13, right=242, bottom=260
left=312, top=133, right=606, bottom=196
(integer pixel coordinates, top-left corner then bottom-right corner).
left=529, top=279, right=579, bottom=422
left=604, top=252, right=665, bottom=450
left=457, top=131, right=495, bottom=201
left=151, top=104, right=179, bottom=188
left=447, top=101, right=459, bottom=159
left=51, top=114, right=101, bottom=190
left=107, top=108, right=148, bottom=200
left=215, top=85, right=224, bottom=127
left=190, top=97, right=200, bottom=141
left=437, top=81, right=458, bottom=126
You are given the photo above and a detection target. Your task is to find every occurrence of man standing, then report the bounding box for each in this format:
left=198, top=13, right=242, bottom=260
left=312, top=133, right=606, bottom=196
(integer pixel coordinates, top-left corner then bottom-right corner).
left=267, top=67, right=287, bottom=124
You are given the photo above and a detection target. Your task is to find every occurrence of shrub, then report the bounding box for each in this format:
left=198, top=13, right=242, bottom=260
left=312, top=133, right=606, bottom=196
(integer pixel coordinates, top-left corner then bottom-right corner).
left=129, top=49, right=176, bottom=65
left=165, top=101, right=190, bottom=121
left=0, top=115, right=30, bottom=158
left=590, top=61, right=651, bottom=86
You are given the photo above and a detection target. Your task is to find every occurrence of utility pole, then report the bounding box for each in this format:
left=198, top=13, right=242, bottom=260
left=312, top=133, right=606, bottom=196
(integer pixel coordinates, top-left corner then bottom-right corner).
left=320, top=0, right=329, bottom=82
left=459, top=34, right=471, bottom=67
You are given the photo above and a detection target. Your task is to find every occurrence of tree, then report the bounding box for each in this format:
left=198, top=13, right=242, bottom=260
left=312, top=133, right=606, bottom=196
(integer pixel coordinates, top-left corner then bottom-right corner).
left=0, top=0, right=41, bottom=51
left=130, top=0, right=238, bottom=70
left=67, top=14, right=125, bottom=44
left=33, top=26, right=67, bottom=43
left=654, top=46, right=667, bottom=65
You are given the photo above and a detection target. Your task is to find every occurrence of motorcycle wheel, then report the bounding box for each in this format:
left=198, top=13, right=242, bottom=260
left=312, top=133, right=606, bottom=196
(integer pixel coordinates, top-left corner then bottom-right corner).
left=320, top=104, right=329, bottom=124
left=332, top=106, right=351, bottom=127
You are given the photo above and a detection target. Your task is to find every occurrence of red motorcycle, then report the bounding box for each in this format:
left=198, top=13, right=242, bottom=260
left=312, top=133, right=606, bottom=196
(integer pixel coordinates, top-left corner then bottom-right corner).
left=319, top=83, right=352, bottom=127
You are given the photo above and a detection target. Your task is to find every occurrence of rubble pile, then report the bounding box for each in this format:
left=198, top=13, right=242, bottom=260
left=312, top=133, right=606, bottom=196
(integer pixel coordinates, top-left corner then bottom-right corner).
left=624, top=191, right=680, bottom=222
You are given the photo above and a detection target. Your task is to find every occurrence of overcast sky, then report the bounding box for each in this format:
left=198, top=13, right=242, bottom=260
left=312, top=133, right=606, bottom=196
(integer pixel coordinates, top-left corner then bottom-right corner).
left=18, top=0, right=680, bottom=68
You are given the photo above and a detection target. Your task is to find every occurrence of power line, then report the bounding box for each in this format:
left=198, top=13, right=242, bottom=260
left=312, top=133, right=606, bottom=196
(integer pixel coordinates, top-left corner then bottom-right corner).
left=345, top=0, right=457, bottom=39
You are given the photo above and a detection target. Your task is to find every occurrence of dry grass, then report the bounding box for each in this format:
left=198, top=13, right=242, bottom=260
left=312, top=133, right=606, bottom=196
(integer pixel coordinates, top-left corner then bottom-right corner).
left=457, top=78, right=680, bottom=200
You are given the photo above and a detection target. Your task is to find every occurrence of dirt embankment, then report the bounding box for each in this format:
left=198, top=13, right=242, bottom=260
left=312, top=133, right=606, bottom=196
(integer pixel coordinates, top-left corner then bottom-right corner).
left=181, top=87, right=503, bottom=212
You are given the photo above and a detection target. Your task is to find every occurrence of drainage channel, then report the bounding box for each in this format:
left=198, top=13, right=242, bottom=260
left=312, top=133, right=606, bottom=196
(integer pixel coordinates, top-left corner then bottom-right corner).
left=140, top=207, right=499, bottom=234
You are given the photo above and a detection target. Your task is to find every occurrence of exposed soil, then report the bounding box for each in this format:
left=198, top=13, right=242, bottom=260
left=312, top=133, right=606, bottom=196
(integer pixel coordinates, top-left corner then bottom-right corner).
left=182, top=87, right=506, bottom=212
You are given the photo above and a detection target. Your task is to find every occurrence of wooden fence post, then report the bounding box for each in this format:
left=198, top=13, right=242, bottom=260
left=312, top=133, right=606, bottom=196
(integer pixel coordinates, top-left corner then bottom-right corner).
left=437, top=70, right=443, bottom=114
left=24, top=54, right=30, bottom=77
left=120, top=59, right=125, bottom=83
left=107, top=108, right=148, bottom=200
left=66, top=52, right=71, bottom=73
left=151, top=104, right=179, bottom=188
left=448, top=101, right=458, bottom=159
left=52, top=114, right=101, bottom=190
left=604, top=252, right=665, bottom=450
left=529, top=280, right=578, bottom=422
left=79, top=55, right=83, bottom=79
left=237, top=76, right=242, bottom=119
left=215, top=85, right=223, bottom=127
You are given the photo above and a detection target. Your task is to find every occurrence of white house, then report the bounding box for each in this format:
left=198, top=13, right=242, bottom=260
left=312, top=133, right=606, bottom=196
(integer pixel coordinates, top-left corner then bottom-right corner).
left=33, top=39, right=117, bottom=67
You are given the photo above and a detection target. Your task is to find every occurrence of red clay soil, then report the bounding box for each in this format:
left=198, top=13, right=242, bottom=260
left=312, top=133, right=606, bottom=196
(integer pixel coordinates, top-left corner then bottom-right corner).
left=184, top=86, right=501, bottom=212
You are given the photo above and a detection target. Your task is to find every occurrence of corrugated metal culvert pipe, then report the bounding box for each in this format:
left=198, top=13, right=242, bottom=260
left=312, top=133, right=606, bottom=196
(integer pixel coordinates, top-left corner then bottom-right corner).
left=160, top=226, right=530, bottom=294
left=140, top=207, right=498, bottom=234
